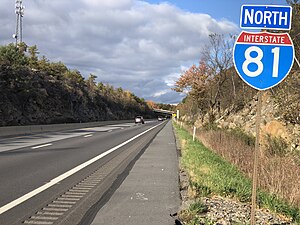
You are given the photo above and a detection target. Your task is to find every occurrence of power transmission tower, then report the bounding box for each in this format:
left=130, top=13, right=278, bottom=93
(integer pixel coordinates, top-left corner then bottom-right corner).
left=13, top=0, right=25, bottom=46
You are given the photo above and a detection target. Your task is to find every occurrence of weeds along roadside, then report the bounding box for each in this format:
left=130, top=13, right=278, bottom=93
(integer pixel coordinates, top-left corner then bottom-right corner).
left=173, top=121, right=300, bottom=223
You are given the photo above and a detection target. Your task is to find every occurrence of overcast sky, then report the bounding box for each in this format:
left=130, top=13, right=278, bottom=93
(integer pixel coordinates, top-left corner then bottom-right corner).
left=0, top=0, right=288, bottom=104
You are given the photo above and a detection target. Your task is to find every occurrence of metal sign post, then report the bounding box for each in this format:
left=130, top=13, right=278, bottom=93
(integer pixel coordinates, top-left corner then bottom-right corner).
left=250, top=91, right=262, bottom=225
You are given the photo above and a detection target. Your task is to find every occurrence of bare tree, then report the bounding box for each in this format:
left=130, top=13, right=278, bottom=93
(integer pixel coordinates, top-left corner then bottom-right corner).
left=201, top=33, right=236, bottom=116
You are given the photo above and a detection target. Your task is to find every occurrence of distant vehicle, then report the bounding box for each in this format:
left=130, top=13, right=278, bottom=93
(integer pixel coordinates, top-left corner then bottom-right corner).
left=135, top=116, right=144, bottom=124
left=158, top=116, right=163, bottom=121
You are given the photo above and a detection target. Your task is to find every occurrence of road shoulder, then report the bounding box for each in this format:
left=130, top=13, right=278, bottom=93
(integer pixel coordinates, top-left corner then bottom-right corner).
left=89, top=121, right=180, bottom=225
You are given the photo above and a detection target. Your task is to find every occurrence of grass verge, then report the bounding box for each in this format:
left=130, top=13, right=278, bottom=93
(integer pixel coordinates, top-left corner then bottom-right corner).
left=174, top=122, right=300, bottom=223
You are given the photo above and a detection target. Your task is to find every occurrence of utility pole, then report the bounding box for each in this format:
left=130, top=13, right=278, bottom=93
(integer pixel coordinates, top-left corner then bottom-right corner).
left=13, top=0, right=25, bottom=46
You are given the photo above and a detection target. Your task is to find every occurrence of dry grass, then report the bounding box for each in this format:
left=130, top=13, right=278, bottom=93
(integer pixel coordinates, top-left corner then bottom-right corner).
left=181, top=122, right=300, bottom=209
left=260, top=156, right=300, bottom=206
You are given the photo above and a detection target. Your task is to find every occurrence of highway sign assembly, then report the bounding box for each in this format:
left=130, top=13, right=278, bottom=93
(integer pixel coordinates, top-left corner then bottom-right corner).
left=240, top=5, right=292, bottom=30
left=233, top=31, right=294, bottom=90
left=235, top=4, right=294, bottom=225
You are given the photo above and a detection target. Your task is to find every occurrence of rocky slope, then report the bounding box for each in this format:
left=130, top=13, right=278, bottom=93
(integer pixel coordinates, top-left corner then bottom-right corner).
left=0, top=66, right=154, bottom=126
left=213, top=92, right=300, bottom=152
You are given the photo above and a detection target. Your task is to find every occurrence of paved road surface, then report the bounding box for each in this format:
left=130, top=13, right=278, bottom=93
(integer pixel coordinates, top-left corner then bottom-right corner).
left=0, top=120, right=180, bottom=225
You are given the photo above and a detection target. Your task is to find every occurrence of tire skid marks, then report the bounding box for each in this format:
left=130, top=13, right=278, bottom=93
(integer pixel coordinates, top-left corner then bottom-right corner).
left=22, top=170, right=105, bottom=225
left=81, top=123, right=134, bottom=136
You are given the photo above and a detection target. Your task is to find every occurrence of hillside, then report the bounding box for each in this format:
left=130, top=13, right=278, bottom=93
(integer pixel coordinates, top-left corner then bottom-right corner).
left=0, top=43, right=155, bottom=126
left=173, top=3, right=300, bottom=220
left=174, top=1, right=300, bottom=150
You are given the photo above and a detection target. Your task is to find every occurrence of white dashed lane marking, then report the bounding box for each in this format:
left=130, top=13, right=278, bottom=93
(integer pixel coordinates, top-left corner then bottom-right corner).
left=83, top=134, right=93, bottom=138
left=31, top=143, right=53, bottom=149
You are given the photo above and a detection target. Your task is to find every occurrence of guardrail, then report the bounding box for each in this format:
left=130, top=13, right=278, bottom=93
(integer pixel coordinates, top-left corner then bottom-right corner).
left=0, top=120, right=132, bottom=138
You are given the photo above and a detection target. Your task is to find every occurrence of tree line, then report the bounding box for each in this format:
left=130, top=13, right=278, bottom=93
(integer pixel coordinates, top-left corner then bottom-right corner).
left=0, top=43, right=156, bottom=126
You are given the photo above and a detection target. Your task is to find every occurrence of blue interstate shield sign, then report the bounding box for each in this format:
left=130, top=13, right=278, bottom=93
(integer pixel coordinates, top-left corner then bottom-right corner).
left=233, top=31, right=294, bottom=90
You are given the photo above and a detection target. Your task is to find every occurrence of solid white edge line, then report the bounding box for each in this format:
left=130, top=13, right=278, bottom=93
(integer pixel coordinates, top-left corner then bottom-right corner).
left=0, top=123, right=163, bottom=215
left=31, top=143, right=53, bottom=149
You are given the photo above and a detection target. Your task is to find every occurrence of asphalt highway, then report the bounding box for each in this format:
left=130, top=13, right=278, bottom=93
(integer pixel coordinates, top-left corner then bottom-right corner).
left=0, top=120, right=166, bottom=225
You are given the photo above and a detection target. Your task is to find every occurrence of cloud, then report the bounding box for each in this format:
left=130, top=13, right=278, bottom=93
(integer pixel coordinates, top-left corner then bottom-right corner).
left=0, top=0, right=238, bottom=103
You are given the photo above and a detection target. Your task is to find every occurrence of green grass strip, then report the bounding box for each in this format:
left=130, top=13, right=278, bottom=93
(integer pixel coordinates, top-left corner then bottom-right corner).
left=174, top=123, right=300, bottom=223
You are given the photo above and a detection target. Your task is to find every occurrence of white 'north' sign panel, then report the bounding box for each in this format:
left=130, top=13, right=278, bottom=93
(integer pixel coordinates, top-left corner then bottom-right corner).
left=233, top=31, right=294, bottom=90
left=240, top=5, right=292, bottom=30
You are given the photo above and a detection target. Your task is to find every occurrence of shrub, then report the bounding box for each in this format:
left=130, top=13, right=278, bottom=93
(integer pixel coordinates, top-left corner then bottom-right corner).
left=264, top=134, right=289, bottom=157
left=228, top=127, right=255, bottom=147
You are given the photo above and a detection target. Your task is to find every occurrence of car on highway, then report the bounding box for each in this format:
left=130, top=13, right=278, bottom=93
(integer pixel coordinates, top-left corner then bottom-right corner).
left=135, top=116, right=144, bottom=124
left=158, top=116, right=164, bottom=121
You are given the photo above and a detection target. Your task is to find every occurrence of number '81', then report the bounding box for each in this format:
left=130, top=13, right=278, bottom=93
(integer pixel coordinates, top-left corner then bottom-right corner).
left=242, top=46, right=280, bottom=78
